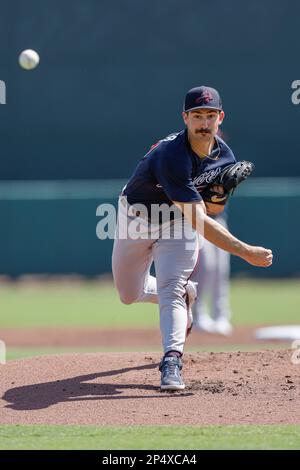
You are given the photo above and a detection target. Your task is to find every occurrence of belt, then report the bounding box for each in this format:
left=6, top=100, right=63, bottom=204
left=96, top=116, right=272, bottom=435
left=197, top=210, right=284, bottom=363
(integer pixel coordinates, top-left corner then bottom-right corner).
left=119, top=195, right=182, bottom=225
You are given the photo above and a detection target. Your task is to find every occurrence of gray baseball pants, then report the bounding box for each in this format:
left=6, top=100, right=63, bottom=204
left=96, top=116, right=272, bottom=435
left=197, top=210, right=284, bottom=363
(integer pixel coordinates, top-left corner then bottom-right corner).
left=191, top=216, right=231, bottom=321
left=112, top=197, right=199, bottom=354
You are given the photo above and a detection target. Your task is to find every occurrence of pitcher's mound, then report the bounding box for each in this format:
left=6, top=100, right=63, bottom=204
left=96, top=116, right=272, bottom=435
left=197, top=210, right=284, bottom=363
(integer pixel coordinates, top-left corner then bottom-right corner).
left=0, top=350, right=299, bottom=425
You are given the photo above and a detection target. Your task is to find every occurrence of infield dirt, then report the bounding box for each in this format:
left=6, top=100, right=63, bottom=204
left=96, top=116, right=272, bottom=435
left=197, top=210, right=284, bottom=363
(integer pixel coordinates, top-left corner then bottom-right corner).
left=0, top=350, right=299, bottom=426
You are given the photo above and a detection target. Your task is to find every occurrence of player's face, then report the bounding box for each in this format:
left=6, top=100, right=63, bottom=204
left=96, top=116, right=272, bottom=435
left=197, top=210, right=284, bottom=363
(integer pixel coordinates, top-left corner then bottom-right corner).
left=182, top=109, right=224, bottom=141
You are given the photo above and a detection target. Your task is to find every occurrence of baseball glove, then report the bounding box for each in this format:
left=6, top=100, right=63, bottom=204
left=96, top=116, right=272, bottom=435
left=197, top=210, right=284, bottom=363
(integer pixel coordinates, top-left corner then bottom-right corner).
left=201, top=160, right=254, bottom=205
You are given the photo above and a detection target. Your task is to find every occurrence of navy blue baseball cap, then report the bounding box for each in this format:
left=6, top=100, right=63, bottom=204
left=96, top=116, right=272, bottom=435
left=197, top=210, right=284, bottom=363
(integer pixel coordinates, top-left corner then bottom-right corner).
left=184, top=86, right=222, bottom=112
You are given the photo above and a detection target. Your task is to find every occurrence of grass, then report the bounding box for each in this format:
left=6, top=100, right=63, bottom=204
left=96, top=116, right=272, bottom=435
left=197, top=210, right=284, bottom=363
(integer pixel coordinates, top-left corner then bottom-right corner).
left=0, top=282, right=157, bottom=328
left=230, top=279, right=300, bottom=325
left=0, top=424, right=299, bottom=450
left=0, top=279, right=299, bottom=328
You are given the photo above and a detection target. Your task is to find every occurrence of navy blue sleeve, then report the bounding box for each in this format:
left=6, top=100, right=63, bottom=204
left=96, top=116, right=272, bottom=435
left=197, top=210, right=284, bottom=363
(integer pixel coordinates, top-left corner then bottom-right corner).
left=225, top=145, right=236, bottom=164
left=230, top=149, right=237, bottom=163
left=150, top=151, right=202, bottom=203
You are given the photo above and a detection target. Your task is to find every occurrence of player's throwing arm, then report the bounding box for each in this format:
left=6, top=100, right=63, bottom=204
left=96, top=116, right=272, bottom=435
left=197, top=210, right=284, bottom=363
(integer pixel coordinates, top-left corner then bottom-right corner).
left=173, top=200, right=273, bottom=267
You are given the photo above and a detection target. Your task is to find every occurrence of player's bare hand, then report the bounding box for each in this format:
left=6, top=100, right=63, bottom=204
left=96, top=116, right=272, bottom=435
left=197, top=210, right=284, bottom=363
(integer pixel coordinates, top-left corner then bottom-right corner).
left=212, top=184, right=224, bottom=194
left=204, top=185, right=225, bottom=215
left=242, top=246, right=273, bottom=267
left=205, top=202, right=225, bottom=216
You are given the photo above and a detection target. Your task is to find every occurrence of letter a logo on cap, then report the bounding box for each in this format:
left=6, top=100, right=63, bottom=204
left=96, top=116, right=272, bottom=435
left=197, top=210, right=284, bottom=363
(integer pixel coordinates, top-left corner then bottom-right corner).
left=195, top=89, right=213, bottom=105
left=184, top=86, right=222, bottom=112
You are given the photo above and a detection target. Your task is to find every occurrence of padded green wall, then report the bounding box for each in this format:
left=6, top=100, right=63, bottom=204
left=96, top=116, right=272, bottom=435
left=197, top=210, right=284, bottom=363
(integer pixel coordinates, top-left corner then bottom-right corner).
left=0, top=179, right=298, bottom=278
left=0, top=0, right=299, bottom=179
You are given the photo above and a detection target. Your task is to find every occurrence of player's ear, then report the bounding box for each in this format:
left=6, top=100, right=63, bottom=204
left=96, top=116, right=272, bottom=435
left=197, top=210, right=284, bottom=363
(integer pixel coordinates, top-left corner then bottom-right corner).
left=218, top=111, right=225, bottom=125
left=182, top=111, right=188, bottom=125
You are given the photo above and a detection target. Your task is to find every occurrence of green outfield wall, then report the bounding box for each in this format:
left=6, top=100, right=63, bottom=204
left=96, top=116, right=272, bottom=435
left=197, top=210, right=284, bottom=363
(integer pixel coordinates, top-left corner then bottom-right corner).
left=0, top=179, right=297, bottom=278
left=0, top=0, right=299, bottom=180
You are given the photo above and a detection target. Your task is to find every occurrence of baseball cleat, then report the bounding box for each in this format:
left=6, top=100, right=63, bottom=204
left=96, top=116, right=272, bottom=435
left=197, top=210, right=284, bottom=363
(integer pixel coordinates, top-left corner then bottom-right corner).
left=194, top=314, right=233, bottom=336
left=159, top=356, right=185, bottom=391
left=213, top=318, right=233, bottom=336
left=194, top=312, right=217, bottom=333
left=185, top=280, right=197, bottom=336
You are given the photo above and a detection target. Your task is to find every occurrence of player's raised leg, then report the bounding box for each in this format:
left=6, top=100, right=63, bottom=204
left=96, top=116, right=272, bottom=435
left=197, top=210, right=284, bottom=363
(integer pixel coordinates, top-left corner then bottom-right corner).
left=112, top=236, right=157, bottom=305
left=112, top=201, right=158, bottom=305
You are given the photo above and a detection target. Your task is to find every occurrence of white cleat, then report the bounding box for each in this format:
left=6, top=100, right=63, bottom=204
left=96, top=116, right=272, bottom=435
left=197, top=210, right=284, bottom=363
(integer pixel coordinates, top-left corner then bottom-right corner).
left=213, top=318, right=233, bottom=336
left=194, top=312, right=217, bottom=334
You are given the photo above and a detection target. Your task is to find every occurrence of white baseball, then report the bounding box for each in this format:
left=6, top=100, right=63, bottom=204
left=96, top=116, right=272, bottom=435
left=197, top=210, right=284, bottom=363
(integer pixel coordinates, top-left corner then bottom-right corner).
left=19, top=49, right=40, bottom=70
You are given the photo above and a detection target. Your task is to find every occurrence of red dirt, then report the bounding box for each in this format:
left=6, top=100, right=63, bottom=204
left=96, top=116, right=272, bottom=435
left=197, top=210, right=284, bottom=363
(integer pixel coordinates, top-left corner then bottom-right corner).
left=0, top=350, right=299, bottom=425
left=0, top=325, right=290, bottom=349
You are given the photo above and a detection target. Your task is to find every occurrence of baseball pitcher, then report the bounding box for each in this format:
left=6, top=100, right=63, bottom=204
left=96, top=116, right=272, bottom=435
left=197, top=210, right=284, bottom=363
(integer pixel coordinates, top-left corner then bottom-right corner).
left=112, top=86, right=273, bottom=391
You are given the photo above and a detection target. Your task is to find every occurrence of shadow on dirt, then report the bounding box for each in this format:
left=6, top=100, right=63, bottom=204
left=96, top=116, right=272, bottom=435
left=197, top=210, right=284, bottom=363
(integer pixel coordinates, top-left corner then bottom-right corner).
left=3, top=362, right=192, bottom=410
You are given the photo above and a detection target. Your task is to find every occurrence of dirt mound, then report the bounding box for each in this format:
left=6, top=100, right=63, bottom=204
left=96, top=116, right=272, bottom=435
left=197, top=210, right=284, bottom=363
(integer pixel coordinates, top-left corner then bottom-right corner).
left=0, top=350, right=299, bottom=425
